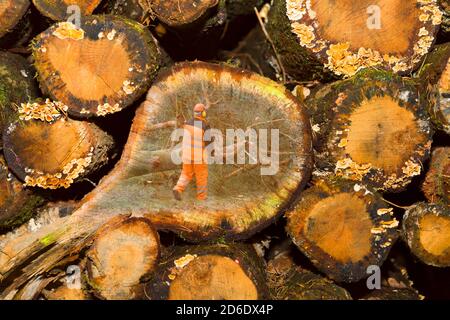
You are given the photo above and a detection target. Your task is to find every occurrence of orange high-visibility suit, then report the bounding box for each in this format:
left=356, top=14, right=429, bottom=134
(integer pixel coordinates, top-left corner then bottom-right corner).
left=173, top=116, right=210, bottom=200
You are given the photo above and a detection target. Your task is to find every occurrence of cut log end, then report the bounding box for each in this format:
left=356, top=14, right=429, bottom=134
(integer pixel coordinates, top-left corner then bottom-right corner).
left=150, top=0, right=219, bottom=27
left=403, top=202, right=450, bottom=267
left=423, top=147, right=450, bottom=206
left=32, top=0, right=102, bottom=21
left=168, top=255, right=258, bottom=300
left=310, top=69, right=432, bottom=192
left=3, top=111, right=114, bottom=189
left=0, top=0, right=30, bottom=38
left=285, top=0, right=442, bottom=76
left=86, top=216, right=160, bottom=300
left=287, top=178, right=398, bottom=282
left=147, top=244, right=269, bottom=300
left=32, top=16, right=161, bottom=118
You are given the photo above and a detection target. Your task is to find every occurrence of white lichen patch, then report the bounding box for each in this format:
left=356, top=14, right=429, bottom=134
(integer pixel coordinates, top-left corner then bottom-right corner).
left=402, top=160, right=422, bottom=177
left=18, top=99, right=68, bottom=122
left=291, top=22, right=315, bottom=48
left=122, top=80, right=136, bottom=95
left=174, top=254, right=197, bottom=269
left=286, top=0, right=307, bottom=21
left=80, top=108, right=91, bottom=114
left=97, top=103, right=122, bottom=116
left=377, top=208, right=394, bottom=216
left=107, top=29, right=117, bottom=40
left=335, top=158, right=372, bottom=181
left=52, top=22, right=85, bottom=40
left=24, top=155, right=93, bottom=189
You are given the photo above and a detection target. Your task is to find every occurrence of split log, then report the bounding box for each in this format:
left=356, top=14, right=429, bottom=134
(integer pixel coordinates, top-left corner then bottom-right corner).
left=145, top=244, right=269, bottom=300
left=32, top=15, right=163, bottom=118
left=417, top=43, right=450, bottom=134
left=32, top=0, right=103, bottom=21
left=308, top=69, right=433, bottom=192
left=0, top=156, right=45, bottom=232
left=0, top=61, right=312, bottom=295
left=0, top=0, right=31, bottom=44
left=86, top=216, right=160, bottom=300
left=0, top=51, right=39, bottom=137
left=423, top=147, right=450, bottom=206
left=286, top=177, right=399, bottom=283
left=3, top=108, right=114, bottom=189
left=266, top=248, right=352, bottom=300
left=403, top=202, right=450, bottom=267
left=266, top=0, right=442, bottom=79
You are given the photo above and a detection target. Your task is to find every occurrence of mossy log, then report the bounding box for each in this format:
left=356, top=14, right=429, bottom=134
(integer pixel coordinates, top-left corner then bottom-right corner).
left=0, top=156, right=45, bottom=232
left=439, top=0, right=450, bottom=33
left=86, top=216, right=160, bottom=300
left=266, top=249, right=352, bottom=300
left=362, top=287, right=422, bottom=300
left=403, top=202, right=450, bottom=267
left=32, top=0, right=103, bottom=21
left=266, top=0, right=442, bottom=80
left=32, top=15, right=163, bottom=118
left=417, top=43, right=450, bottom=134
left=286, top=177, right=399, bottom=283
left=145, top=244, right=269, bottom=300
left=0, top=61, right=312, bottom=295
left=423, top=147, right=450, bottom=206
left=3, top=109, right=114, bottom=189
left=0, top=51, right=39, bottom=137
left=308, top=69, right=433, bottom=192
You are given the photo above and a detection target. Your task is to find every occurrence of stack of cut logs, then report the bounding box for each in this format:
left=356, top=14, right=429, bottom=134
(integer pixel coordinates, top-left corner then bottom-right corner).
left=0, top=0, right=449, bottom=300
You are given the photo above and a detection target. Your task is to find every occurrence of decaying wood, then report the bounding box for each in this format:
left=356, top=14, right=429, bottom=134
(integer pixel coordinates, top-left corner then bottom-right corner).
left=403, top=202, right=450, bottom=267
left=86, top=216, right=160, bottom=300
left=145, top=244, right=269, bottom=300
left=423, top=147, right=450, bottom=206
left=266, top=0, right=442, bottom=79
left=3, top=111, right=114, bottom=189
left=266, top=248, right=352, bottom=300
left=0, top=156, right=45, bottom=232
left=0, top=51, right=39, bottom=138
left=286, top=177, right=399, bottom=283
left=308, top=69, right=433, bottom=192
left=32, top=0, right=103, bottom=21
left=32, top=15, right=163, bottom=118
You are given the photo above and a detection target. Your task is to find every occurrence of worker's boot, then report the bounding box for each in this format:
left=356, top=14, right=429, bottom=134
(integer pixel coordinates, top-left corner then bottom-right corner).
left=173, top=189, right=182, bottom=201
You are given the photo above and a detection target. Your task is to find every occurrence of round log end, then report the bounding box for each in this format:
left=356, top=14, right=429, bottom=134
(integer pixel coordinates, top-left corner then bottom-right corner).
left=0, top=0, right=30, bottom=38
left=32, top=0, right=103, bottom=21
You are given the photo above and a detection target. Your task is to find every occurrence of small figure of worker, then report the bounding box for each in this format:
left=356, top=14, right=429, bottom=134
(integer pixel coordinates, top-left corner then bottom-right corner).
left=173, top=103, right=210, bottom=201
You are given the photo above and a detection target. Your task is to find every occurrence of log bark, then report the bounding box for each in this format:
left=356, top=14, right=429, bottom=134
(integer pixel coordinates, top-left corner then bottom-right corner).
left=32, top=0, right=103, bottom=21
left=86, top=216, right=160, bottom=300
left=145, top=244, right=269, bottom=300
left=308, top=69, right=433, bottom=192
left=0, top=61, right=312, bottom=295
left=266, top=0, right=442, bottom=79
left=101, top=0, right=152, bottom=25
left=0, top=156, right=45, bottom=232
left=423, top=147, right=450, bottom=206
left=32, top=15, right=163, bottom=118
left=403, top=202, right=450, bottom=267
left=286, top=177, right=399, bottom=283
left=266, top=248, right=352, bottom=300
left=416, top=43, right=450, bottom=134
left=3, top=110, right=114, bottom=189
left=0, top=51, right=39, bottom=138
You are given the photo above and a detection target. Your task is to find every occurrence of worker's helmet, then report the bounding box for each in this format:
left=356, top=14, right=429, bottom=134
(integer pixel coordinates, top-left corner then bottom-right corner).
left=194, top=103, right=207, bottom=118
